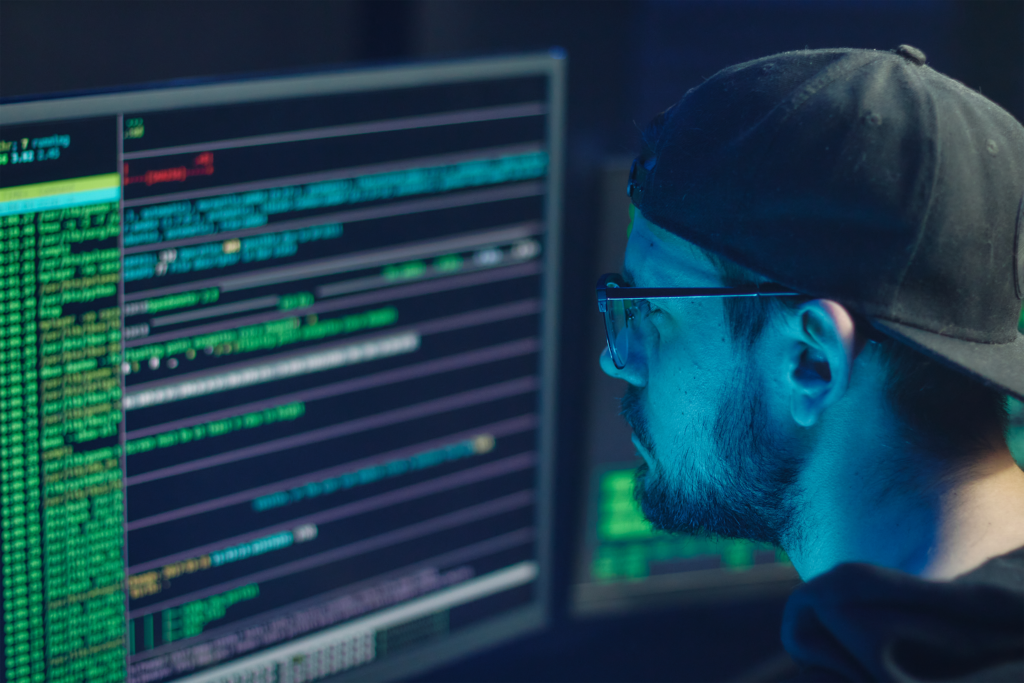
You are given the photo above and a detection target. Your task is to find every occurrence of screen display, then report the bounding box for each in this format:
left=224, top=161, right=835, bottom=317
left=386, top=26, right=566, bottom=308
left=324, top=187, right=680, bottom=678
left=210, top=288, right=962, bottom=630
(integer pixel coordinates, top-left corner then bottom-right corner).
left=0, top=54, right=562, bottom=682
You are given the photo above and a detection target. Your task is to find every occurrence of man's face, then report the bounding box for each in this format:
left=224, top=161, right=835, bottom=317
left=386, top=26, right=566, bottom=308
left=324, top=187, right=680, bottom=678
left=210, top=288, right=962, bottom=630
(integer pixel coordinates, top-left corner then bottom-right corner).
left=600, top=212, right=799, bottom=545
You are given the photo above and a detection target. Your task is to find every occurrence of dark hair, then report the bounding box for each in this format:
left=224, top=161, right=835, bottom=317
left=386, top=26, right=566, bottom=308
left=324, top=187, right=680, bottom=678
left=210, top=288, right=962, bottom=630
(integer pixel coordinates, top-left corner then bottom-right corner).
left=702, top=247, right=1008, bottom=458
left=636, top=108, right=1007, bottom=458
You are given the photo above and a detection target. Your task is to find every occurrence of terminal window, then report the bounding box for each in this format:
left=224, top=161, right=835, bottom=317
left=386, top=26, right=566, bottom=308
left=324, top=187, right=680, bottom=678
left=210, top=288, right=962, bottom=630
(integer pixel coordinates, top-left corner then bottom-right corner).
left=0, top=58, right=560, bottom=682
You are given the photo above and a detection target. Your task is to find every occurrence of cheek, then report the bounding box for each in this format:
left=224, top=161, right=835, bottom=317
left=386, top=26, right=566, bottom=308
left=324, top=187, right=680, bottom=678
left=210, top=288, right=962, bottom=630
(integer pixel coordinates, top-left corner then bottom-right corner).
left=644, top=306, right=739, bottom=432
left=643, top=352, right=712, bottom=445
left=652, top=303, right=735, bottom=384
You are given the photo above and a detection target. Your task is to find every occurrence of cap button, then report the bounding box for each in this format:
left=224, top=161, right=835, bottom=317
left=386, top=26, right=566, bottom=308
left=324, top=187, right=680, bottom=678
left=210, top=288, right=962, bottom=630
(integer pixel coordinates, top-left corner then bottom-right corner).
left=894, top=44, right=927, bottom=66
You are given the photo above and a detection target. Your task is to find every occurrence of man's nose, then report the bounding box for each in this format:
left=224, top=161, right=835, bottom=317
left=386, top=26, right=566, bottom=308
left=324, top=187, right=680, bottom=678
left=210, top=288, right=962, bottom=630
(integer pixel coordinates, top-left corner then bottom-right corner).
left=599, top=344, right=647, bottom=387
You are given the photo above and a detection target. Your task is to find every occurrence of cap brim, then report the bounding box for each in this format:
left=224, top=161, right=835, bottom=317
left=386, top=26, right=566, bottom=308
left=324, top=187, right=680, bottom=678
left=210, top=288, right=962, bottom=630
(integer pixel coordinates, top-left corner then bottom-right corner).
left=870, top=318, right=1024, bottom=401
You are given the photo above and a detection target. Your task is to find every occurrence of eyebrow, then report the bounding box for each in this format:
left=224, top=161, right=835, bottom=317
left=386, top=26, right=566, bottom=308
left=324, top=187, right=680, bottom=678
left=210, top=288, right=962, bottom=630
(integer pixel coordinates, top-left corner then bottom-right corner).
left=621, top=266, right=638, bottom=288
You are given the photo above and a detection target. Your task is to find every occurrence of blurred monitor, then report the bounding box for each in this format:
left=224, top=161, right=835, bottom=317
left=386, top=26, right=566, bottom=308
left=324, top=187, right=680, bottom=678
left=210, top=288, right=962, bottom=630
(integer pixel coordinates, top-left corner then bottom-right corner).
left=0, top=53, right=563, bottom=682
left=572, top=162, right=799, bottom=617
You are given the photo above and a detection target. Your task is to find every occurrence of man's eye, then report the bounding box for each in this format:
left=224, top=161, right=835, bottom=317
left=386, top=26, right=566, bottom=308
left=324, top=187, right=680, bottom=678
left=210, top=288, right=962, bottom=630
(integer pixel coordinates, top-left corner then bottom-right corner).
left=638, top=300, right=661, bottom=318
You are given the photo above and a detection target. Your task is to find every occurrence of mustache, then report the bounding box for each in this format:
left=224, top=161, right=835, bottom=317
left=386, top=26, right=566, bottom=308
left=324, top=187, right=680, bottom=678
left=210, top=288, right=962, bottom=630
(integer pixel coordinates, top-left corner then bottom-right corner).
left=620, top=386, right=656, bottom=455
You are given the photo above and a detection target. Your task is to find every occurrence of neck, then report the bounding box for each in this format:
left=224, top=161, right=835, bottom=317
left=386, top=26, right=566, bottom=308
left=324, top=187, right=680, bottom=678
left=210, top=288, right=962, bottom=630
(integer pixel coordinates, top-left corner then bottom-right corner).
left=782, top=403, right=1024, bottom=582
left=921, top=447, right=1024, bottom=578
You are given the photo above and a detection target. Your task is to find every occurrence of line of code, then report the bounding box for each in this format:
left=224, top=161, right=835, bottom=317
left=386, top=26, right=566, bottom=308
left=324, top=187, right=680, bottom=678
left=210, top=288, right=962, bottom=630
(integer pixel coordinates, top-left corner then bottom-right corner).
left=123, top=223, right=341, bottom=282
left=126, top=401, right=305, bottom=455
left=122, top=153, right=214, bottom=188
left=252, top=434, right=495, bottom=512
left=125, top=305, right=397, bottom=366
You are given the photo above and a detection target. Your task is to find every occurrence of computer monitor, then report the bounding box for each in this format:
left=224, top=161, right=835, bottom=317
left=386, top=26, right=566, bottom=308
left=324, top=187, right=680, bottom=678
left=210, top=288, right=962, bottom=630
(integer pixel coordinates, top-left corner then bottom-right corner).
left=571, top=162, right=799, bottom=617
left=0, top=52, right=563, bottom=682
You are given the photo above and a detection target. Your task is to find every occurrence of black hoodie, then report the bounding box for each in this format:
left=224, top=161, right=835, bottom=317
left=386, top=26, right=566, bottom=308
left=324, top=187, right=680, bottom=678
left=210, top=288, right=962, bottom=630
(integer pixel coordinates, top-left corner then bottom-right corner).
left=781, top=546, right=1024, bottom=681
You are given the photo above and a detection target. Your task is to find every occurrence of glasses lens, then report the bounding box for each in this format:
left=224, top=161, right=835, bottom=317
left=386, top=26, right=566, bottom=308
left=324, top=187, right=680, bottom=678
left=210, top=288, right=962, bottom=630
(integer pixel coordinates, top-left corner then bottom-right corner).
left=604, top=296, right=630, bottom=369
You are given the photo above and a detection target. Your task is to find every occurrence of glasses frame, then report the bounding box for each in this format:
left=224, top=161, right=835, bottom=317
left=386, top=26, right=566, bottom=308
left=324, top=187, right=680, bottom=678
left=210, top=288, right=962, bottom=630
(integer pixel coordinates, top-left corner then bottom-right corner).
left=596, top=273, right=801, bottom=369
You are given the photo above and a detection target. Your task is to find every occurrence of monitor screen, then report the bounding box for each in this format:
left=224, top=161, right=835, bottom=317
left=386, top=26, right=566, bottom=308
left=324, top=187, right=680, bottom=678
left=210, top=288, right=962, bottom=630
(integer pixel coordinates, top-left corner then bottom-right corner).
left=572, top=163, right=798, bottom=617
left=0, top=53, right=563, bottom=682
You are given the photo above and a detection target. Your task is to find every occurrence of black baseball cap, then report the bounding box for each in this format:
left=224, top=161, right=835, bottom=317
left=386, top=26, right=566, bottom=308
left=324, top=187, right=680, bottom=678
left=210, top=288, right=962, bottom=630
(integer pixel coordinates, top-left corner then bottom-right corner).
left=628, top=46, right=1024, bottom=400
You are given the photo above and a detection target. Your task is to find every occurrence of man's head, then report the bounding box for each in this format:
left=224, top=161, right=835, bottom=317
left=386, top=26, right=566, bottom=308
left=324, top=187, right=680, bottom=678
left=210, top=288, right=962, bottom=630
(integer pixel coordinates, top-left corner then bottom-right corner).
left=602, top=46, right=1024, bottom=550
left=605, top=211, right=1008, bottom=547
left=602, top=212, right=806, bottom=546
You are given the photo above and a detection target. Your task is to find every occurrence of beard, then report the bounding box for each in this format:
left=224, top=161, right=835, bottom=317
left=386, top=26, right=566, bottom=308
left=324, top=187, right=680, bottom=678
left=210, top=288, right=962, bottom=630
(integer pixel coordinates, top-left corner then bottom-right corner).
left=621, top=372, right=800, bottom=546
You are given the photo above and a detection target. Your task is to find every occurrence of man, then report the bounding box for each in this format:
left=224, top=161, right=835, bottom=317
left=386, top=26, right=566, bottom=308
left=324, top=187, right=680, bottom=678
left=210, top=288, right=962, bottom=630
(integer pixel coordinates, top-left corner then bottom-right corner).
left=598, top=46, right=1024, bottom=680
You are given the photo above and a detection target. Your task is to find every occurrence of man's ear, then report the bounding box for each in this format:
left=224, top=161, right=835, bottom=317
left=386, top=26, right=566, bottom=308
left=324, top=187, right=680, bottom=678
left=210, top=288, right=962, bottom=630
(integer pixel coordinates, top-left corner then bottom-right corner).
left=785, top=300, right=857, bottom=428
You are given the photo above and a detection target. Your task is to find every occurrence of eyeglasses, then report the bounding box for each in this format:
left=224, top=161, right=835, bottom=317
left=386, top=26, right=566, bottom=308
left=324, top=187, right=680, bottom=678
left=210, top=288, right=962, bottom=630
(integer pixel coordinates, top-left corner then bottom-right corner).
left=596, top=273, right=799, bottom=369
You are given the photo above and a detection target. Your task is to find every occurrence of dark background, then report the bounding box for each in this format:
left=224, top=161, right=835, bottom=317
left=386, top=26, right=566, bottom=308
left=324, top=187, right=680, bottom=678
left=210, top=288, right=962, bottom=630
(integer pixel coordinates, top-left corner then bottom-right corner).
left=3, top=1, right=1021, bottom=681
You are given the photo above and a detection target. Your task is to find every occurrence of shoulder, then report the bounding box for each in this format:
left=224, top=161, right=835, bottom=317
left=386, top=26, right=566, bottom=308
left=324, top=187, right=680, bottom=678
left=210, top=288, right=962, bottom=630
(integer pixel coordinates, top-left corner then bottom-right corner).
left=781, top=546, right=1024, bottom=682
